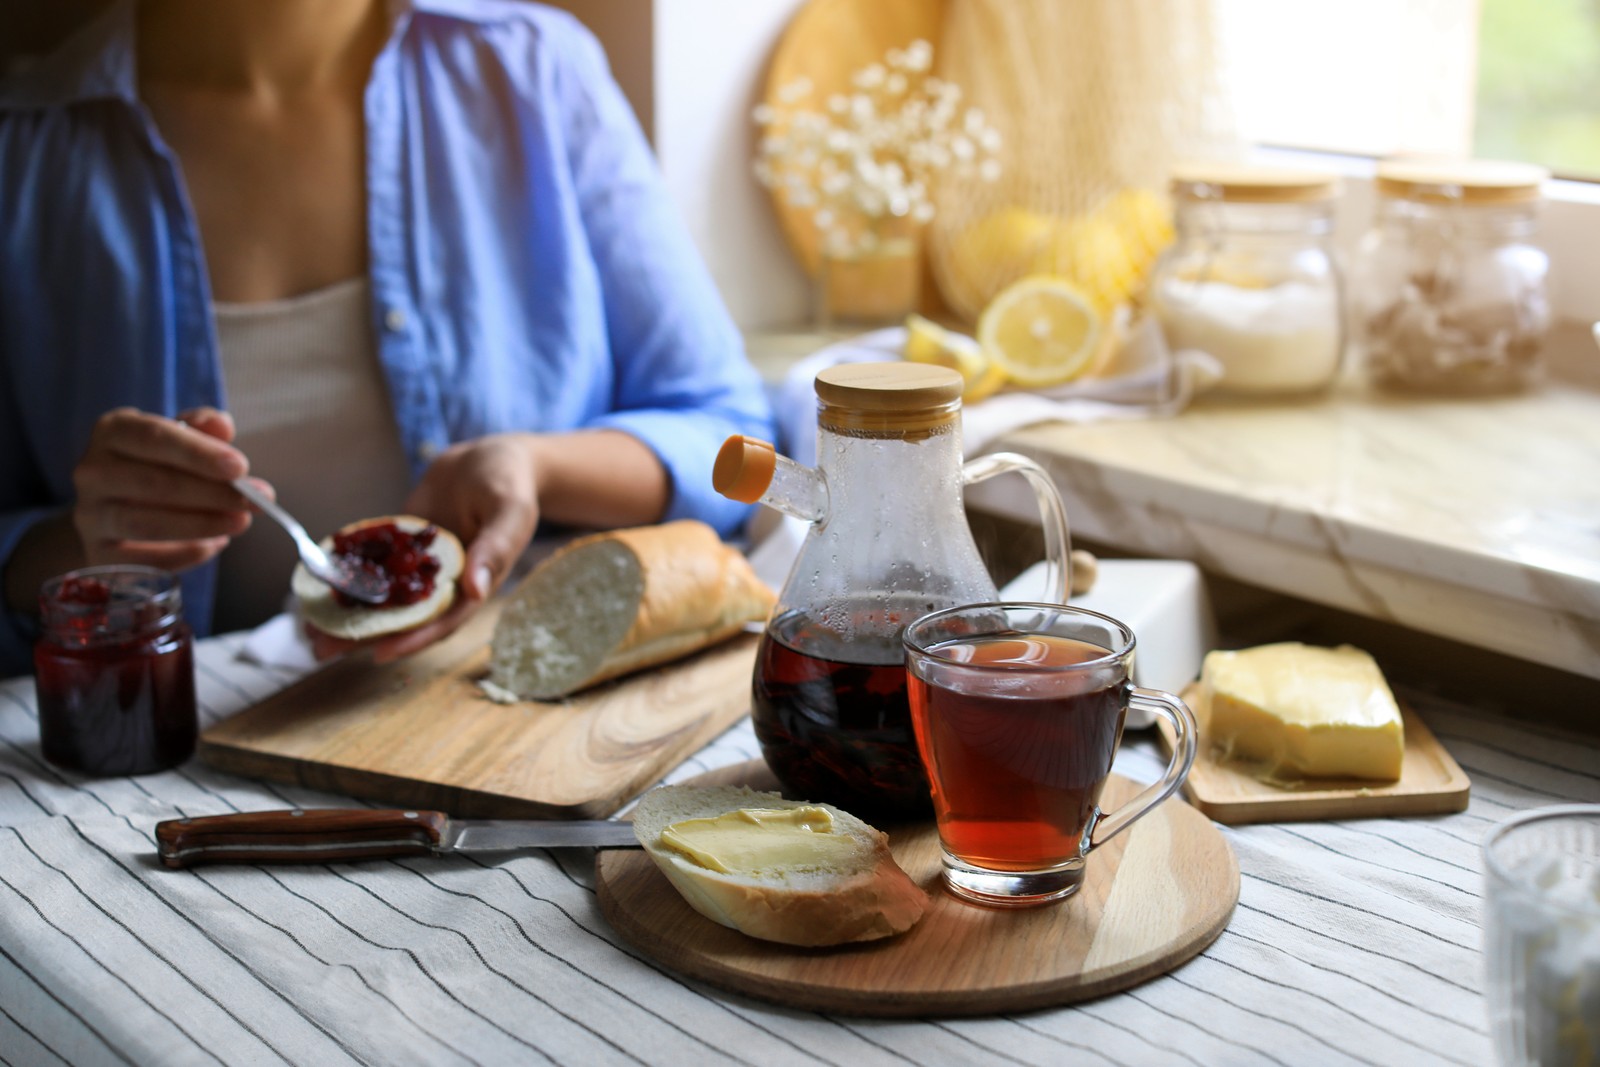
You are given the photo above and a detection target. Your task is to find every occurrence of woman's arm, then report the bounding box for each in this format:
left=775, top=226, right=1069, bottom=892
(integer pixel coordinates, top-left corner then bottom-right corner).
left=544, top=15, right=776, bottom=535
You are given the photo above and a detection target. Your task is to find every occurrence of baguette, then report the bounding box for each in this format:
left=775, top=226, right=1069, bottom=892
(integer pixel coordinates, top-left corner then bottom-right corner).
left=293, top=515, right=464, bottom=640
left=487, top=520, right=774, bottom=701
left=631, top=784, right=929, bottom=947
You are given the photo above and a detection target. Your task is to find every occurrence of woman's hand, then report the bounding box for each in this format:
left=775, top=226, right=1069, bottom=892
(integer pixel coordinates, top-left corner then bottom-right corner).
left=73, top=406, right=256, bottom=573
left=309, top=433, right=542, bottom=664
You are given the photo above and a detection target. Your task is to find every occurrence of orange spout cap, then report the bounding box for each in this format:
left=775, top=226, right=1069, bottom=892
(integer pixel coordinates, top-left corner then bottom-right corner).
left=714, top=435, right=777, bottom=504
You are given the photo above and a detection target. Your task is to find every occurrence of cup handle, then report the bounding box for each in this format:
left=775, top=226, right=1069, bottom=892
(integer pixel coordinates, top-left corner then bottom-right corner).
left=960, top=451, right=1072, bottom=604
left=1088, top=687, right=1197, bottom=849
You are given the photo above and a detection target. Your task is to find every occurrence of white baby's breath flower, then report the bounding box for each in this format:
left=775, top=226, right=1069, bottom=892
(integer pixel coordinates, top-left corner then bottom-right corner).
left=748, top=37, right=1003, bottom=257
left=777, top=77, right=812, bottom=104
left=853, top=64, right=886, bottom=90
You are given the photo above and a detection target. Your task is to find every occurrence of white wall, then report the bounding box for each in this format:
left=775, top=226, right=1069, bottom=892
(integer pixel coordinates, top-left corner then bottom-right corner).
left=544, top=0, right=811, bottom=330
left=654, top=0, right=810, bottom=329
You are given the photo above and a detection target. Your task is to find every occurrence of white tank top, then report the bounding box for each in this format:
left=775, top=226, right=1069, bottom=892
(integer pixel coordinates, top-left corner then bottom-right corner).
left=211, top=278, right=415, bottom=633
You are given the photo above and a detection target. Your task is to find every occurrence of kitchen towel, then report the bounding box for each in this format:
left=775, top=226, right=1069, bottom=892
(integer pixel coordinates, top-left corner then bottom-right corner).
left=774, top=316, right=1223, bottom=466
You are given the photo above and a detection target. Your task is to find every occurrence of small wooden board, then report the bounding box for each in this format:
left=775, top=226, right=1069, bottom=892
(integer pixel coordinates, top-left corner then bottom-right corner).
left=200, top=604, right=758, bottom=820
left=596, top=762, right=1239, bottom=1017
left=1158, top=686, right=1472, bottom=825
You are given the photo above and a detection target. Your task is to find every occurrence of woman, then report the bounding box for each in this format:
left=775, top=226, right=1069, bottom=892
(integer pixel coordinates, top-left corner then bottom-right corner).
left=0, top=0, right=775, bottom=675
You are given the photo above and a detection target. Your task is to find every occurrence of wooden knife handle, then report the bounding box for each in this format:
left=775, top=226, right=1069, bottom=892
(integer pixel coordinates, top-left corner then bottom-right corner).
left=155, top=808, right=450, bottom=869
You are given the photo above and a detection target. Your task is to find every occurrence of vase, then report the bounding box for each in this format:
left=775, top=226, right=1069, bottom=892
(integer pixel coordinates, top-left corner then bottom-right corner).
left=815, top=224, right=924, bottom=330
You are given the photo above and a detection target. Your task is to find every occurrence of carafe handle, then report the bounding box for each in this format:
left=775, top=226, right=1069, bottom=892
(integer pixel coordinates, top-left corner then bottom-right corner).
left=960, top=452, right=1072, bottom=604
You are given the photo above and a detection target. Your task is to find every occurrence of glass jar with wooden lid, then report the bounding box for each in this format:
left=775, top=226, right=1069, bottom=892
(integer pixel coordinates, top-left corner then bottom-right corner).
left=1149, top=163, right=1345, bottom=398
left=1350, top=159, right=1551, bottom=395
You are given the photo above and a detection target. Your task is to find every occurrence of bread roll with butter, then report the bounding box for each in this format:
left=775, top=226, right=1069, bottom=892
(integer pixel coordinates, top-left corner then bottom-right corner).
left=1200, top=642, right=1404, bottom=782
left=487, top=520, right=774, bottom=701
left=294, top=515, right=464, bottom=641
left=631, top=784, right=929, bottom=947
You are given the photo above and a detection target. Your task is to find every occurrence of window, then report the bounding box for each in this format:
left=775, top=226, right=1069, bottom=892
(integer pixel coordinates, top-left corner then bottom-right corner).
left=1219, top=0, right=1600, bottom=326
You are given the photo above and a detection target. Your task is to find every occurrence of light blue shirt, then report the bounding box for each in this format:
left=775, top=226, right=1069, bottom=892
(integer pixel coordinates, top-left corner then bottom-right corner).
left=0, top=0, right=775, bottom=675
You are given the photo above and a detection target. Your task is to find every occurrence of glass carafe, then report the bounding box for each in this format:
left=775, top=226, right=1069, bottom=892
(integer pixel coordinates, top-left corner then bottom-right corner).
left=714, top=363, right=1072, bottom=819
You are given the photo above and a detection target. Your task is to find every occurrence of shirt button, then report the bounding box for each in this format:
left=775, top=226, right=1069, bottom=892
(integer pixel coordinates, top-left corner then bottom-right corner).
left=417, top=440, right=442, bottom=461
left=383, top=307, right=407, bottom=333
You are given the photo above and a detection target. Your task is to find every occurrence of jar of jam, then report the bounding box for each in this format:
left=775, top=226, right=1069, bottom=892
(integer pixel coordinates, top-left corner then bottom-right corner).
left=34, top=566, right=197, bottom=776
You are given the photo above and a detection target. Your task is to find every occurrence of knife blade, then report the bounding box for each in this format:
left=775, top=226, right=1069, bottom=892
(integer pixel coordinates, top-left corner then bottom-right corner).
left=155, top=808, right=641, bottom=869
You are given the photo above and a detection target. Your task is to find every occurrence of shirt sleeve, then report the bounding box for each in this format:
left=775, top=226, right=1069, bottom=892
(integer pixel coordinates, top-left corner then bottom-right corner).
left=544, top=18, right=776, bottom=538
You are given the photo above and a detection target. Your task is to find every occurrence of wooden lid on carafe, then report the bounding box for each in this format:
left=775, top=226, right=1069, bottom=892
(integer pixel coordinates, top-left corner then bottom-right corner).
left=814, top=363, right=963, bottom=437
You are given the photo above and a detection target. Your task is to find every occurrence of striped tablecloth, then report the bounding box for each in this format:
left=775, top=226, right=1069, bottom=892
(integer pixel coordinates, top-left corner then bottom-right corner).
left=2, top=631, right=1596, bottom=1067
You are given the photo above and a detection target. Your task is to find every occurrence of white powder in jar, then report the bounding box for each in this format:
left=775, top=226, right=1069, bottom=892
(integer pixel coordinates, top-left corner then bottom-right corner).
left=1151, top=278, right=1343, bottom=394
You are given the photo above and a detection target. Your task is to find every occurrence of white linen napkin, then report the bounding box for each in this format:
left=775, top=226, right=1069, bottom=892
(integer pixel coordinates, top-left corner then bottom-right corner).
left=773, top=316, right=1222, bottom=465
left=236, top=609, right=321, bottom=671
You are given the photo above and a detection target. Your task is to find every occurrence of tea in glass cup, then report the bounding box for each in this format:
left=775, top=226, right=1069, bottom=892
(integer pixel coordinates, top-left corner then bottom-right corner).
left=904, top=602, right=1196, bottom=907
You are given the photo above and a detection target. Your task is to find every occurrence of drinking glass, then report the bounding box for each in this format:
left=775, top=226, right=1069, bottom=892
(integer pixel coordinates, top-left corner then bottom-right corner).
left=903, top=602, right=1196, bottom=907
left=1483, top=805, right=1600, bottom=1067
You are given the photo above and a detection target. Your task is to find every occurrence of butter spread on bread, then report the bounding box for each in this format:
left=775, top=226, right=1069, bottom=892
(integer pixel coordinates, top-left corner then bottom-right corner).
left=631, top=785, right=928, bottom=947
left=659, top=807, right=858, bottom=874
left=1200, top=642, right=1404, bottom=782
left=487, top=520, right=774, bottom=701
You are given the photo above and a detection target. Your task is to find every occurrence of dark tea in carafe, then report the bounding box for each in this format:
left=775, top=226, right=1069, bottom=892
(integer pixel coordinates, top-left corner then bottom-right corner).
left=908, top=632, right=1127, bottom=870
left=753, top=606, right=933, bottom=820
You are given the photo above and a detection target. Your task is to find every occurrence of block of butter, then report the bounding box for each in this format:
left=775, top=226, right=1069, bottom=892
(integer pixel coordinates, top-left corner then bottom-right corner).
left=1199, top=642, right=1405, bottom=782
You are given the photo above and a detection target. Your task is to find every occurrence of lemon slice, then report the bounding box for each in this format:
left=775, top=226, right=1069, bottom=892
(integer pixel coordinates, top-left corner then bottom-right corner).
left=976, top=276, right=1103, bottom=387
left=903, top=314, right=1009, bottom=402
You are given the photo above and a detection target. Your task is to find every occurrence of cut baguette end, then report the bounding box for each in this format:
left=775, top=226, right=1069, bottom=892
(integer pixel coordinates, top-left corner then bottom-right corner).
left=631, top=784, right=929, bottom=947
left=487, top=520, right=774, bottom=701
left=293, top=515, right=464, bottom=641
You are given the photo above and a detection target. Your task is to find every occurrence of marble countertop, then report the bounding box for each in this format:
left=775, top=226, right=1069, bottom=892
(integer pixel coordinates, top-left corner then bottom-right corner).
left=747, top=326, right=1600, bottom=681
left=967, top=381, right=1600, bottom=681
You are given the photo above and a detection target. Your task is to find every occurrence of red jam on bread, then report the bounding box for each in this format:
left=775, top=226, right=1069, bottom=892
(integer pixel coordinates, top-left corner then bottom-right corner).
left=329, top=521, right=442, bottom=609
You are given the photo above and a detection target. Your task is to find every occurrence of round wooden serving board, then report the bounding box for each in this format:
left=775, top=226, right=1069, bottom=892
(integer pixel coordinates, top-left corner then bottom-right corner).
left=596, top=762, right=1238, bottom=1017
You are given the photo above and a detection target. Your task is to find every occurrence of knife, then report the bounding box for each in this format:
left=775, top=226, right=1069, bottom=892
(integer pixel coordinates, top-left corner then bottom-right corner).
left=155, top=808, right=640, bottom=869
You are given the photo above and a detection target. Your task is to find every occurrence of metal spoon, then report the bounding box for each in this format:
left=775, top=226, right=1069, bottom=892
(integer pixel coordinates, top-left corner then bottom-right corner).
left=232, top=479, right=388, bottom=605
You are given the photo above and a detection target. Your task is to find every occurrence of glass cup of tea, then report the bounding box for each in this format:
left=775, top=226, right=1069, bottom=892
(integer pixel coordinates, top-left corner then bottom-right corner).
left=903, top=602, right=1197, bottom=907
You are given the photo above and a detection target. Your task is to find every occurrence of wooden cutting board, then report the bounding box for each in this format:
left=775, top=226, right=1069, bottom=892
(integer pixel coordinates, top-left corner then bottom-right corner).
left=596, top=761, right=1239, bottom=1017
left=200, top=603, right=759, bottom=820
left=1158, top=685, right=1472, bottom=825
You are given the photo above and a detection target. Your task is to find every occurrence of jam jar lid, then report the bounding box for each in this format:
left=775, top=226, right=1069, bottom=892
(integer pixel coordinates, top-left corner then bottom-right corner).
left=1170, top=162, right=1340, bottom=204
left=1375, top=158, right=1549, bottom=204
